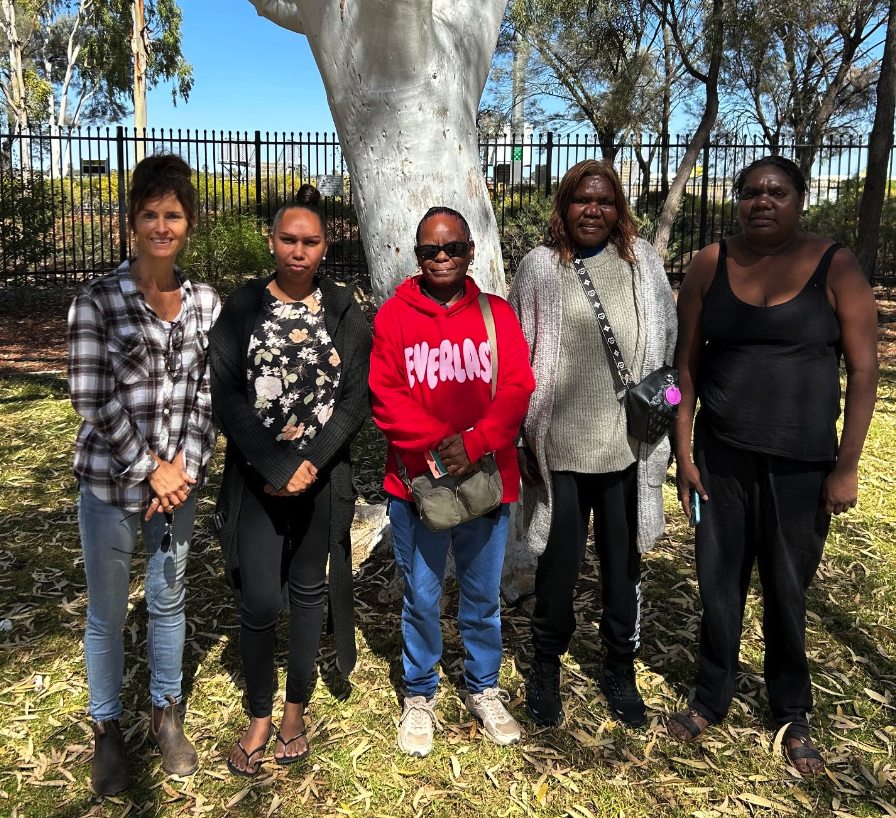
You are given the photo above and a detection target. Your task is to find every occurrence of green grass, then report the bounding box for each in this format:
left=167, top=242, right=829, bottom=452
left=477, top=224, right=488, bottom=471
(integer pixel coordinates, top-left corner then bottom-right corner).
left=0, top=369, right=895, bottom=818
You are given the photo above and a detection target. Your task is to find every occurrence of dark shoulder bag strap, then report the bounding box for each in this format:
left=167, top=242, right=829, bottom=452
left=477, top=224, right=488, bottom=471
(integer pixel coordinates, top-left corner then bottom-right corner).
left=571, top=256, right=635, bottom=389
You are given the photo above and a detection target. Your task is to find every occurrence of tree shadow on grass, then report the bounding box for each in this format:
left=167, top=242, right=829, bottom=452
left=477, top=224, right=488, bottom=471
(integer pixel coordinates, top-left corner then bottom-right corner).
left=352, top=536, right=405, bottom=701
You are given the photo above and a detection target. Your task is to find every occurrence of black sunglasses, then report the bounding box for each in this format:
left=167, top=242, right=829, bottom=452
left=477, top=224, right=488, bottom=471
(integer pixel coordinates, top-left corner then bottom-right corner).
left=160, top=511, right=173, bottom=552
left=166, top=321, right=184, bottom=377
left=414, top=241, right=471, bottom=260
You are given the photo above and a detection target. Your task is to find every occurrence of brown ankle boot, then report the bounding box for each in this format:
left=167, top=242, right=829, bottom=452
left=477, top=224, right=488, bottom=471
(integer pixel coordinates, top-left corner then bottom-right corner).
left=149, top=696, right=199, bottom=776
left=92, top=719, right=129, bottom=795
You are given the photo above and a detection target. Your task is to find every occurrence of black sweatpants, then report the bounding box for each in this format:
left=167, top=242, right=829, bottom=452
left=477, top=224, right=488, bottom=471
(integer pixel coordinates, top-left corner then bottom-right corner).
left=530, top=465, right=641, bottom=666
left=237, top=474, right=331, bottom=717
left=692, top=419, right=832, bottom=736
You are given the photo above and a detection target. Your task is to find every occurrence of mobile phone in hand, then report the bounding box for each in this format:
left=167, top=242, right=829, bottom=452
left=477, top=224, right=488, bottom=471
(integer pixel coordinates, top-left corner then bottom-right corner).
left=689, top=488, right=701, bottom=527
left=425, top=450, right=448, bottom=478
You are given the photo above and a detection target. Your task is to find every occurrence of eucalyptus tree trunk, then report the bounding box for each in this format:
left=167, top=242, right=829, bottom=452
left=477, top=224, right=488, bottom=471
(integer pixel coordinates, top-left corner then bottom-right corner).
left=651, top=0, right=724, bottom=258
left=1, top=0, right=31, bottom=169
left=247, top=0, right=507, bottom=303
left=131, top=0, right=148, bottom=162
left=44, top=0, right=90, bottom=176
left=247, top=0, right=537, bottom=603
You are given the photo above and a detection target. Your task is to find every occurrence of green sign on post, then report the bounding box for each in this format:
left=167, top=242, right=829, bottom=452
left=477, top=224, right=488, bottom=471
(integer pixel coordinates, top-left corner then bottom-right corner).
left=511, top=146, right=523, bottom=161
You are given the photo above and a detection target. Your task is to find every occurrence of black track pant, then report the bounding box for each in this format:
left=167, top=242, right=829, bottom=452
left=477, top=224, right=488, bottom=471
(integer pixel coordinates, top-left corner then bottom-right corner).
left=237, top=475, right=330, bottom=717
left=530, top=466, right=641, bottom=667
left=691, top=419, right=832, bottom=736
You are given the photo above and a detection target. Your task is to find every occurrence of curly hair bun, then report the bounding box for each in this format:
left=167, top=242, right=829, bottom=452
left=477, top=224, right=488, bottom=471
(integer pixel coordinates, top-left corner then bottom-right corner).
left=296, top=183, right=322, bottom=207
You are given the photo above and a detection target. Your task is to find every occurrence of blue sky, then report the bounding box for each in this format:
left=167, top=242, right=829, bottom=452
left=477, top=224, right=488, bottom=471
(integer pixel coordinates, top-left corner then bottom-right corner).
left=129, top=0, right=337, bottom=136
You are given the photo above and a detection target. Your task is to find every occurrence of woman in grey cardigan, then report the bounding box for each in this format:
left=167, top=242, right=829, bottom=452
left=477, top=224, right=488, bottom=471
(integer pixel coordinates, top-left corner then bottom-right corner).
left=508, top=159, right=676, bottom=729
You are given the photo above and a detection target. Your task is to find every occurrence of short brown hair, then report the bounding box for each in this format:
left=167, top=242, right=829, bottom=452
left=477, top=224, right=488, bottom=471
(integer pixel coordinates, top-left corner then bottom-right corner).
left=127, top=153, right=197, bottom=231
left=547, top=159, right=638, bottom=264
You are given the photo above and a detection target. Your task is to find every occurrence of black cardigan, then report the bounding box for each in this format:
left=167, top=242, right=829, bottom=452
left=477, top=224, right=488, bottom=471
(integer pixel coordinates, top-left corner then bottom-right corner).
left=209, top=275, right=372, bottom=678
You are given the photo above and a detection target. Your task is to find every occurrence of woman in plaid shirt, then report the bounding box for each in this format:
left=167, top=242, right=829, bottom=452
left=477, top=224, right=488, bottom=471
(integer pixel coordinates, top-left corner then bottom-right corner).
left=68, top=154, right=220, bottom=795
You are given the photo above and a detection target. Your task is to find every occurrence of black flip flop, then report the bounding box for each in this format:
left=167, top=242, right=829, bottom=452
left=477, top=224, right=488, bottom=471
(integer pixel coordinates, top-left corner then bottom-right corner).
left=667, top=708, right=711, bottom=742
left=226, top=725, right=273, bottom=778
left=783, top=734, right=825, bottom=776
left=274, top=729, right=309, bottom=765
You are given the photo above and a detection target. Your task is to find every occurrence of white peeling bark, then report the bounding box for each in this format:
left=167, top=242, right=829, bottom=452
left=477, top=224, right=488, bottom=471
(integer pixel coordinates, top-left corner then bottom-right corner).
left=248, top=0, right=507, bottom=303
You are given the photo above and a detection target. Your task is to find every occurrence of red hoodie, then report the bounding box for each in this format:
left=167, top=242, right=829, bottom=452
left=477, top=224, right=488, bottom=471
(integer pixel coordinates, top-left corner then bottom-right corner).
left=370, top=275, right=535, bottom=503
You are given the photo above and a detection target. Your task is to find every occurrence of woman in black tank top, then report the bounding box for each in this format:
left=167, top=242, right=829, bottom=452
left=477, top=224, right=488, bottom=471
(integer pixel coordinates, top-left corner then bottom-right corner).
left=667, top=156, right=878, bottom=776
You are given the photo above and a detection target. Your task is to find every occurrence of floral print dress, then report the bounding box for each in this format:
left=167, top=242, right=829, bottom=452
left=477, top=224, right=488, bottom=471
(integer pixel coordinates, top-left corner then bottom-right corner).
left=247, top=286, right=342, bottom=452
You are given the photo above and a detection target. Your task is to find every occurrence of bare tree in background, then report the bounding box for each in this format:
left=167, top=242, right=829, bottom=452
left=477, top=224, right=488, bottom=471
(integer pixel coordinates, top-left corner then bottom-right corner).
left=648, top=0, right=725, bottom=258
left=722, top=0, right=885, bottom=175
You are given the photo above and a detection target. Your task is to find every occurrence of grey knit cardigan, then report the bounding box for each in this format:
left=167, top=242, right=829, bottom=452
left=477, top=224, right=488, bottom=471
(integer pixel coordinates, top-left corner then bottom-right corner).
left=507, top=240, right=678, bottom=555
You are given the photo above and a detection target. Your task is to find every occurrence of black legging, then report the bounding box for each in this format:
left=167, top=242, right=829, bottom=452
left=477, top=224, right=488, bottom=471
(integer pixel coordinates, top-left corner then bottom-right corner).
left=236, top=474, right=331, bottom=717
left=531, top=465, right=641, bottom=667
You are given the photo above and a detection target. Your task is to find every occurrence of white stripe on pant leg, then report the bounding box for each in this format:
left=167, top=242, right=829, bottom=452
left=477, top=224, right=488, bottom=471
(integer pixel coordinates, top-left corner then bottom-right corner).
left=630, top=581, right=642, bottom=652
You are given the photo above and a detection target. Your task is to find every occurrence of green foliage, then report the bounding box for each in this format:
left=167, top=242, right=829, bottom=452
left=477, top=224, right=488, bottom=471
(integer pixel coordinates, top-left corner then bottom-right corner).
left=803, top=176, right=896, bottom=251
left=0, top=174, right=60, bottom=272
left=179, top=212, right=271, bottom=294
left=636, top=190, right=735, bottom=261
left=0, top=0, right=193, bottom=132
left=84, top=0, right=193, bottom=114
left=491, top=0, right=667, bottom=141
left=721, top=0, right=882, bottom=153
left=494, top=188, right=553, bottom=274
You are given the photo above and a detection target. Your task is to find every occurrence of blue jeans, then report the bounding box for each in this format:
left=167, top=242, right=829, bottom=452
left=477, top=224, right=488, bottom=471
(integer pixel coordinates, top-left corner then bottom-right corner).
left=79, top=484, right=196, bottom=721
left=389, top=499, right=509, bottom=699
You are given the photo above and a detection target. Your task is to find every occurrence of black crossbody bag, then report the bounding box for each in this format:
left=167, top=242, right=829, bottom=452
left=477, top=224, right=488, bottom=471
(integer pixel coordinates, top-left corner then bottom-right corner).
left=572, top=255, right=680, bottom=444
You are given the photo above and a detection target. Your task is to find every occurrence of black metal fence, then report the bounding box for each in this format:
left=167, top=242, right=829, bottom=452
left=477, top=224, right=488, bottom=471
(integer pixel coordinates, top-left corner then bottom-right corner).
left=2, top=127, right=895, bottom=288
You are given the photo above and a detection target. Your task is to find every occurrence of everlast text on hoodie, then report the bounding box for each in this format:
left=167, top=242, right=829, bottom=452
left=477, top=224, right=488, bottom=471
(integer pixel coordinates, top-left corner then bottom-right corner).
left=369, top=275, right=535, bottom=503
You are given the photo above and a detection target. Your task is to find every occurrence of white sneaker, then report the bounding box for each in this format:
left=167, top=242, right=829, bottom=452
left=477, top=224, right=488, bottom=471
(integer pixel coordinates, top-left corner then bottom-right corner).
left=466, top=687, right=521, bottom=745
left=398, top=696, right=437, bottom=758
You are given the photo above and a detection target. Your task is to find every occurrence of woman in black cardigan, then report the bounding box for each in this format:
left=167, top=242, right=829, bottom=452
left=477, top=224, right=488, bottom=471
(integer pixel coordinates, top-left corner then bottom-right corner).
left=209, top=185, right=371, bottom=776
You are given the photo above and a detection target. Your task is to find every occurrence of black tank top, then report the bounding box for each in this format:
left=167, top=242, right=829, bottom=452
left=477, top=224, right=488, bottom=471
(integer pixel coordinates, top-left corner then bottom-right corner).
left=698, top=240, right=842, bottom=460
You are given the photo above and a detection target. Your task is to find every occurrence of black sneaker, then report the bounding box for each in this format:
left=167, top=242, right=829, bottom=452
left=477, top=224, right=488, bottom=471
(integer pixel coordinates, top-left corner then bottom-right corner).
left=525, top=659, right=565, bottom=727
left=600, top=663, right=647, bottom=727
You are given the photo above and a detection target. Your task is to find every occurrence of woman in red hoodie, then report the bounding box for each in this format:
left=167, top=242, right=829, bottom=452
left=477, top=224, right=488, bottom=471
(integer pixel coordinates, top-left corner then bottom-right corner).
left=370, top=207, right=535, bottom=758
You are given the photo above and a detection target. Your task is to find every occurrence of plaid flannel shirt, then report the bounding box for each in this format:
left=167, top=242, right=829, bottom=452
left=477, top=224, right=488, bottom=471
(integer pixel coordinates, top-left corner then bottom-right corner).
left=68, top=261, right=221, bottom=512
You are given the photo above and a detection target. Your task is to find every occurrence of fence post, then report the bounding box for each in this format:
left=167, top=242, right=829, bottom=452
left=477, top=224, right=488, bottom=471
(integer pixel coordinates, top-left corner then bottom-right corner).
left=661, top=131, right=670, bottom=198
left=254, top=130, right=262, bottom=218
left=544, top=132, right=554, bottom=197
left=116, top=126, right=128, bottom=262
left=698, top=139, right=710, bottom=249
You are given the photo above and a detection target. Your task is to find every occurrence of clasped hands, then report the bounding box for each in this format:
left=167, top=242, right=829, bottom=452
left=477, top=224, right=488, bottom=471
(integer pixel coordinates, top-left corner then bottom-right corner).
left=145, top=450, right=195, bottom=520
left=437, top=433, right=480, bottom=476
left=264, top=460, right=318, bottom=497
